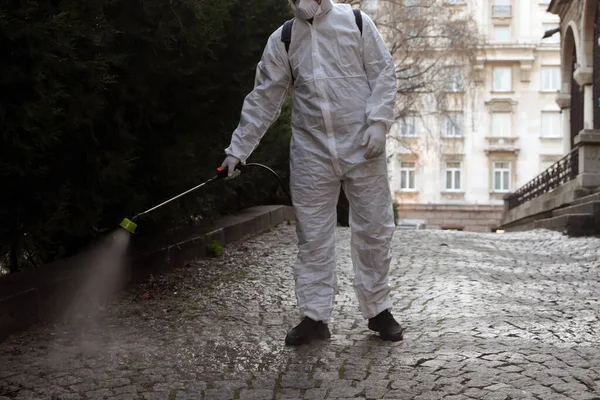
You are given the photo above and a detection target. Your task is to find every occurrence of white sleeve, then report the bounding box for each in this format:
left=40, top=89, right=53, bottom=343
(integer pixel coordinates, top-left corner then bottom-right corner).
left=224, top=29, right=292, bottom=163
left=361, top=11, right=398, bottom=131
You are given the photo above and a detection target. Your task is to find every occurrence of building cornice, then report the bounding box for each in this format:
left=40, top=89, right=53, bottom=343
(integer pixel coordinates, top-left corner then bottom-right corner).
left=555, top=92, right=571, bottom=109
left=477, top=45, right=540, bottom=81
left=479, top=43, right=537, bottom=62
left=547, top=0, right=572, bottom=18
left=573, top=66, right=594, bottom=86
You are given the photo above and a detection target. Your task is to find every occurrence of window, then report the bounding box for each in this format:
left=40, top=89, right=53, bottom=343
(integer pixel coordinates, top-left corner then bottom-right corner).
left=362, top=0, right=378, bottom=11
left=492, top=0, right=511, bottom=17
left=541, top=66, right=560, bottom=92
left=400, top=115, right=418, bottom=137
left=445, top=67, right=464, bottom=92
left=540, top=160, right=555, bottom=172
left=398, top=66, right=424, bottom=91
left=493, top=67, right=512, bottom=92
left=491, top=112, right=511, bottom=137
left=400, top=162, right=416, bottom=190
left=542, top=24, right=560, bottom=44
left=541, top=112, right=561, bottom=138
left=404, top=0, right=423, bottom=16
left=444, top=113, right=464, bottom=137
left=540, top=156, right=560, bottom=172
left=445, top=162, right=462, bottom=191
left=398, top=66, right=420, bottom=80
left=493, top=162, right=511, bottom=192
left=493, top=26, right=510, bottom=41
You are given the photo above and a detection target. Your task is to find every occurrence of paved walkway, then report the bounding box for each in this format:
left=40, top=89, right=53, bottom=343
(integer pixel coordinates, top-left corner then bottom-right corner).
left=1, top=224, right=599, bottom=400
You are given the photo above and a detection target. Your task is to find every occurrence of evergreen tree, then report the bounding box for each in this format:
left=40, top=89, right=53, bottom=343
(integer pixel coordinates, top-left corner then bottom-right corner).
left=0, top=0, right=292, bottom=272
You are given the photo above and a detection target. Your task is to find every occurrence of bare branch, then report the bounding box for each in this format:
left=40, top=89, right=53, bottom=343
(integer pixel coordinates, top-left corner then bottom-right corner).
left=340, top=0, right=484, bottom=156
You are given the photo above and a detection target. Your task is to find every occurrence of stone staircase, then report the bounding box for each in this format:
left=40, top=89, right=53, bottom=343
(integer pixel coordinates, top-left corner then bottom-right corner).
left=532, top=190, right=600, bottom=236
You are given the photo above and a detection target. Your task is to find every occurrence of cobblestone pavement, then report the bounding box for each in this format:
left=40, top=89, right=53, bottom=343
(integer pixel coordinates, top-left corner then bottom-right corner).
left=1, top=223, right=600, bottom=400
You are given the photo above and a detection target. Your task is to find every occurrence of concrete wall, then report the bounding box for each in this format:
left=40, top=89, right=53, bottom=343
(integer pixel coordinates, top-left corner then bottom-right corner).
left=396, top=203, right=503, bottom=232
left=0, top=205, right=295, bottom=340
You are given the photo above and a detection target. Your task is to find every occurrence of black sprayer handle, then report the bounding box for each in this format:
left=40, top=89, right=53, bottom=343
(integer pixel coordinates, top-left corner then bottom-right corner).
left=216, top=164, right=244, bottom=180
left=216, top=162, right=292, bottom=204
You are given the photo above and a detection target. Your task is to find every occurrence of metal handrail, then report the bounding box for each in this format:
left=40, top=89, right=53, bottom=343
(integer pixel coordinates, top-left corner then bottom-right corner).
left=505, top=146, right=579, bottom=210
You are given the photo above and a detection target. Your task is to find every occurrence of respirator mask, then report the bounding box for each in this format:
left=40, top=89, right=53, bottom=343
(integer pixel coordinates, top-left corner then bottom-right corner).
left=294, top=0, right=320, bottom=20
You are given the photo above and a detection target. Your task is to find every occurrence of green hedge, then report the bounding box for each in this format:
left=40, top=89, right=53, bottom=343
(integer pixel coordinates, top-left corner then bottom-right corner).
left=0, top=0, right=293, bottom=272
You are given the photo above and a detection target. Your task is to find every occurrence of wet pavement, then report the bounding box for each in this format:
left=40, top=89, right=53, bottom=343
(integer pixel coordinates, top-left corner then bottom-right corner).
left=1, top=223, right=599, bottom=400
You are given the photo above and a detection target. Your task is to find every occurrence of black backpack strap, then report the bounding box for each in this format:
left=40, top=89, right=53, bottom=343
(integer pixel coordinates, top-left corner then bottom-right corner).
left=281, top=18, right=295, bottom=85
left=281, top=18, right=294, bottom=54
left=353, top=8, right=363, bottom=35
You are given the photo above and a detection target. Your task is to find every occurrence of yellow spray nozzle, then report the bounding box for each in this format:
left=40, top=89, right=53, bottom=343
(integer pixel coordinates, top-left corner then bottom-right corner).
left=119, top=218, right=137, bottom=234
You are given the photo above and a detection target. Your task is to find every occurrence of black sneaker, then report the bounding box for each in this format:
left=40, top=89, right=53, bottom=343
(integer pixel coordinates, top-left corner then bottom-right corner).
left=285, top=317, right=331, bottom=346
left=368, top=309, right=404, bottom=341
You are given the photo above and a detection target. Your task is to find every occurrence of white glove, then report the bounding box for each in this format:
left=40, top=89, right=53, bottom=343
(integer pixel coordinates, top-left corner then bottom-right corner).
left=221, top=155, right=241, bottom=179
left=361, top=122, right=387, bottom=160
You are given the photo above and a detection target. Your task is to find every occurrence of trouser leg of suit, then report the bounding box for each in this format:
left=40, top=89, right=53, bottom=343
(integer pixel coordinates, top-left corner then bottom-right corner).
left=342, top=158, right=395, bottom=319
left=290, top=160, right=341, bottom=323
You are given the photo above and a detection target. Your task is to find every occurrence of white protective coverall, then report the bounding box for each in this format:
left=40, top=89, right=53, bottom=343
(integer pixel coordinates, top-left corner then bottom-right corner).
left=224, top=0, right=398, bottom=323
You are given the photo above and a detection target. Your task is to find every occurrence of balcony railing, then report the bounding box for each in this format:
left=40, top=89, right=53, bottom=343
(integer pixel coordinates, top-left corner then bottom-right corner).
left=504, top=147, right=579, bottom=210
left=492, top=5, right=511, bottom=17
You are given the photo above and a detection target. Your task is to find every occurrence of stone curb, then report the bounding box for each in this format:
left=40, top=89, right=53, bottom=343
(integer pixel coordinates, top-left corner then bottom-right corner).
left=0, top=205, right=295, bottom=341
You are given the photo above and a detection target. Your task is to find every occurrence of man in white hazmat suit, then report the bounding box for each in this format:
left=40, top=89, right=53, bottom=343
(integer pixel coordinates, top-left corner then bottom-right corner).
left=221, top=0, right=404, bottom=345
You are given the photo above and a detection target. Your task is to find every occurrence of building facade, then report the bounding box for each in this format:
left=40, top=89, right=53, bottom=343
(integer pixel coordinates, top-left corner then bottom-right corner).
left=499, top=0, right=600, bottom=236
left=381, top=0, right=564, bottom=231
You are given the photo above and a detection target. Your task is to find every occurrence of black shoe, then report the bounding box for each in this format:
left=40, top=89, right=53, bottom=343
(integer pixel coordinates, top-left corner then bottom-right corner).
left=285, top=317, right=331, bottom=346
left=368, top=309, right=404, bottom=341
